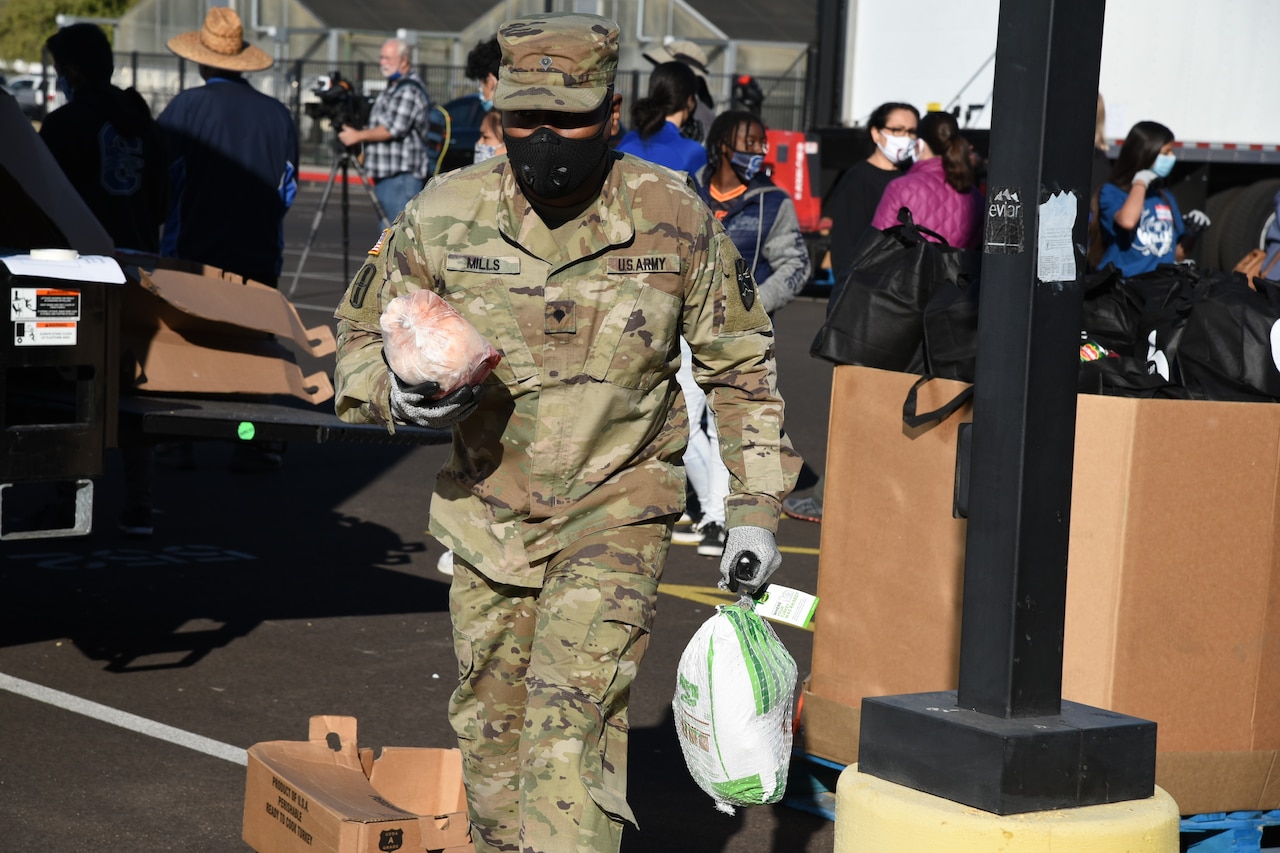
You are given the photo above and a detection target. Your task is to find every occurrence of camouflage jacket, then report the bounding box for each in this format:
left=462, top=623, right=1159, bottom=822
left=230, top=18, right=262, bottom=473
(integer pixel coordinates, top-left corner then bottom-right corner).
left=334, top=151, right=801, bottom=586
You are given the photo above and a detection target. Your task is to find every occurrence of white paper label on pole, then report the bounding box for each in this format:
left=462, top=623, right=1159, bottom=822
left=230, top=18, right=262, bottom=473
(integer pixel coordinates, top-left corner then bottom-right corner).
left=1037, top=190, right=1078, bottom=283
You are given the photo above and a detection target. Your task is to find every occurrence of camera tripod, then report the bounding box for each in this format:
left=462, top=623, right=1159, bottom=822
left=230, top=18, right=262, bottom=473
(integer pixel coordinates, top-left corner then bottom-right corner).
left=287, top=137, right=391, bottom=298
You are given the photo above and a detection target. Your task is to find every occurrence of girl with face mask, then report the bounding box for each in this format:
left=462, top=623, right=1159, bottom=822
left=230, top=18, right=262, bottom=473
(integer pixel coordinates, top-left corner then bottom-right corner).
left=1089, top=120, right=1189, bottom=276
left=684, top=111, right=811, bottom=549
left=826, top=102, right=921, bottom=293
left=473, top=110, right=506, bottom=163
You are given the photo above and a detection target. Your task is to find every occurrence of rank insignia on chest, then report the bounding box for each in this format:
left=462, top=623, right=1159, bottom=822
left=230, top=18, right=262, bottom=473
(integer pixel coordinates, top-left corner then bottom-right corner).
left=735, top=257, right=756, bottom=311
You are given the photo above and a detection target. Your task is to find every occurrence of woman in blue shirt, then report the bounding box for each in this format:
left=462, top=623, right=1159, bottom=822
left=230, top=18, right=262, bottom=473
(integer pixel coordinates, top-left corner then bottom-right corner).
left=615, top=61, right=707, bottom=176
left=1093, top=121, right=1185, bottom=276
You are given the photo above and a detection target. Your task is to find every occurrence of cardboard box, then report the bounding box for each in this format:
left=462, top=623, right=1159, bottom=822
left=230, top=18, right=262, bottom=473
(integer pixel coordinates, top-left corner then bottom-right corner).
left=808, top=365, right=1280, bottom=815
left=120, top=264, right=336, bottom=404
left=243, top=715, right=471, bottom=853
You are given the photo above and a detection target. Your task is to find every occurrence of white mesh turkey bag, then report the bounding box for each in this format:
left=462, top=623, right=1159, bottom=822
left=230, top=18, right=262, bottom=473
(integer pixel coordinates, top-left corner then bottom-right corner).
left=672, top=597, right=798, bottom=814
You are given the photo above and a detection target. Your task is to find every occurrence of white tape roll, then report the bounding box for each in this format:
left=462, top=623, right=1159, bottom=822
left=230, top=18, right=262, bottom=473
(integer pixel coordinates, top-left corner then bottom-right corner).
left=30, top=249, right=80, bottom=261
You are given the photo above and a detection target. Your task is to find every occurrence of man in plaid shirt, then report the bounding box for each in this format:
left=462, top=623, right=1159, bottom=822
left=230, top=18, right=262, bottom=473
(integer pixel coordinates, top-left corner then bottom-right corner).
left=339, top=38, right=431, bottom=218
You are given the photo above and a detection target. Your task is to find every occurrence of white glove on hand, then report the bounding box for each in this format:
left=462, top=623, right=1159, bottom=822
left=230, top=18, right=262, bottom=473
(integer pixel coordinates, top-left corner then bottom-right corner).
left=718, top=526, right=782, bottom=597
left=1132, top=169, right=1158, bottom=188
left=1185, top=209, right=1211, bottom=228
left=389, top=372, right=484, bottom=429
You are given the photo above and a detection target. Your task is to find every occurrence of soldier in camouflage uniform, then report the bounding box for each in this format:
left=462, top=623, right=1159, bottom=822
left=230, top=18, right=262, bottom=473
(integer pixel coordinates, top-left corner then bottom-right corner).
left=333, top=13, right=800, bottom=853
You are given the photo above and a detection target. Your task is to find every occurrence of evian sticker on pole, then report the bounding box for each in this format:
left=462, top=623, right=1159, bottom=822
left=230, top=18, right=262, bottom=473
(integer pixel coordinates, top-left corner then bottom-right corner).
left=985, top=186, right=1024, bottom=254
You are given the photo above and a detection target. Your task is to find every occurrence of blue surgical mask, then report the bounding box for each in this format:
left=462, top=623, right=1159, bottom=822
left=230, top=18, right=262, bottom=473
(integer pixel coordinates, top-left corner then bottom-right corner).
left=1152, top=152, right=1176, bottom=178
left=480, top=97, right=493, bottom=112
left=387, top=70, right=403, bottom=83
left=730, top=150, right=765, bottom=182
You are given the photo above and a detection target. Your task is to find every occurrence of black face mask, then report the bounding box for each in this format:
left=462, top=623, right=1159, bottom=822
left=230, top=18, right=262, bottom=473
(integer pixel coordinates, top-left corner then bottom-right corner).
left=503, top=125, right=609, bottom=200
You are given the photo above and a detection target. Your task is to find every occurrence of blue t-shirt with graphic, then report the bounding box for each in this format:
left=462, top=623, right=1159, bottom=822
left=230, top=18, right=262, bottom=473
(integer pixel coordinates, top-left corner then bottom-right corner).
left=1098, top=182, right=1184, bottom=276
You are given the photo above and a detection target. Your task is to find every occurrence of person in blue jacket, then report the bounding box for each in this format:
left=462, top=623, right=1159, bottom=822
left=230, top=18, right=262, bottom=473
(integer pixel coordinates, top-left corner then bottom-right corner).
left=695, top=110, right=811, bottom=313
left=1094, top=121, right=1186, bottom=276
left=677, top=110, right=809, bottom=555
left=158, top=7, right=298, bottom=287
left=614, top=61, right=707, bottom=176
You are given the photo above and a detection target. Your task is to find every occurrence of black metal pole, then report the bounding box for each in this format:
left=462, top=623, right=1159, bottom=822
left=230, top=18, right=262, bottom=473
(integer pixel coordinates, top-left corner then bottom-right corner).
left=957, top=0, right=1105, bottom=720
left=855, top=0, right=1159, bottom=815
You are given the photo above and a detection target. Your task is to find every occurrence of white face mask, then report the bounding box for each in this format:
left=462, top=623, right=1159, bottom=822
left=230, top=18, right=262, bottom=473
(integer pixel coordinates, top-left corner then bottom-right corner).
left=474, top=143, right=499, bottom=164
left=875, top=132, right=915, bottom=164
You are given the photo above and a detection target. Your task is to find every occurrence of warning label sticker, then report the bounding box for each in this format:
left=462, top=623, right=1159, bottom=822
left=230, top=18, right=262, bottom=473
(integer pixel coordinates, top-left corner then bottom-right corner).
left=10, top=287, right=81, bottom=322
left=14, top=321, right=78, bottom=346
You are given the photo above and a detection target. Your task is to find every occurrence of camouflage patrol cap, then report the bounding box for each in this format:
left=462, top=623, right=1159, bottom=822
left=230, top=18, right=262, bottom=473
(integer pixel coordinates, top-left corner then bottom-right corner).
left=493, top=13, right=619, bottom=113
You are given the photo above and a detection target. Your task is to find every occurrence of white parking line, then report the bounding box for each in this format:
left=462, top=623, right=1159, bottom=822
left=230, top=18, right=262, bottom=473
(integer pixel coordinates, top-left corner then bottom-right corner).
left=0, top=672, right=247, bottom=766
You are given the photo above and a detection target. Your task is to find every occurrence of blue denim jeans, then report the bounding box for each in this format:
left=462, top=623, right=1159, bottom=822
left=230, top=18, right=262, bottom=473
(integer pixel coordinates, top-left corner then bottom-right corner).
left=373, top=172, right=426, bottom=222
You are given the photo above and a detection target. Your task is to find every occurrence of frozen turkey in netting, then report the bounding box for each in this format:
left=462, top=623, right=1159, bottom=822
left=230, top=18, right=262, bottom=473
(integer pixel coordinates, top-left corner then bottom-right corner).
left=380, top=288, right=501, bottom=397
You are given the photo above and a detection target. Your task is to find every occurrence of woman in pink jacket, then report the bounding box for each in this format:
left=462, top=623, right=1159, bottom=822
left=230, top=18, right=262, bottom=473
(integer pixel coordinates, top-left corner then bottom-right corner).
left=871, top=110, right=984, bottom=249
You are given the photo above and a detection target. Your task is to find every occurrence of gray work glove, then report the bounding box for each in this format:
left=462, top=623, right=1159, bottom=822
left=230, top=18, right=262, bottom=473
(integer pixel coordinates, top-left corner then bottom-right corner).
left=1132, top=168, right=1158, bottom=187
left=389, top=372, right=484, bottom=429
left=718, top=525, right=782, bottom=597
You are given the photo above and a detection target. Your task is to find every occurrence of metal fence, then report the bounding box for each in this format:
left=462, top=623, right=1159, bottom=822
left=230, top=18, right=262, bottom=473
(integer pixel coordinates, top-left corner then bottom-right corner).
left=101, top=51, right=809, bottom=168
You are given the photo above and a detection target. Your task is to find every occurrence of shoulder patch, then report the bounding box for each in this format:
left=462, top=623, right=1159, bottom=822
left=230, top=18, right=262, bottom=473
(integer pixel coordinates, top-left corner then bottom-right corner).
left=718, top=236, right=769, bottom=333
left=335, top=259, right=385, bottom=327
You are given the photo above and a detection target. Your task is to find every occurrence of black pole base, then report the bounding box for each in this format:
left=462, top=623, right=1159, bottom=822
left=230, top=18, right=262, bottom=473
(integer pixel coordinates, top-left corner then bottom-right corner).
left=857, top=691, right=1157, bottom=815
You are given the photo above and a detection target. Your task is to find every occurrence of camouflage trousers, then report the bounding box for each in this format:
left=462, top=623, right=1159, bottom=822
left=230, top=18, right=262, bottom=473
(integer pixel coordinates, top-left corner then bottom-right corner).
left=447, top=520, right=671, bottom=853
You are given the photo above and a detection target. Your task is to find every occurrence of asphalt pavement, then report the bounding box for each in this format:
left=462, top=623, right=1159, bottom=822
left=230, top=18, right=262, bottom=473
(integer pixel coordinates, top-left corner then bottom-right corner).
left=0, top=179, right=838, bottom=852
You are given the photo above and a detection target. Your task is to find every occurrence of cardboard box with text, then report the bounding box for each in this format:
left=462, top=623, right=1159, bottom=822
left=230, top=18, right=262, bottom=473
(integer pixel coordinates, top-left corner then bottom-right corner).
left=242, top=715, right=470, bottom=853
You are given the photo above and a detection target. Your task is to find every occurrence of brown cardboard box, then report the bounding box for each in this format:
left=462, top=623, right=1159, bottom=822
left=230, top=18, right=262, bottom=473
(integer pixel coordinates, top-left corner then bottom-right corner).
left=242, top=715, right=471, bottom=853
left=807, top=365, right=1280, bottom=815
left=120, top=264, right=335, bottom=404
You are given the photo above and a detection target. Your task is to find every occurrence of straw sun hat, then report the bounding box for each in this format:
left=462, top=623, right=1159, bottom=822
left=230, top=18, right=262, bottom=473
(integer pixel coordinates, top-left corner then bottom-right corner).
left=167, top=6, right=272, bottom=72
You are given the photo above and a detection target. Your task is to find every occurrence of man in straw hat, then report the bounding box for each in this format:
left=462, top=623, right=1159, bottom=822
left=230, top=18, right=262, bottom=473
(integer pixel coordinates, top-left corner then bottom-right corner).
left=158, top=5, right=298, bottom=288
left=333, top=12, right=799, bottom=852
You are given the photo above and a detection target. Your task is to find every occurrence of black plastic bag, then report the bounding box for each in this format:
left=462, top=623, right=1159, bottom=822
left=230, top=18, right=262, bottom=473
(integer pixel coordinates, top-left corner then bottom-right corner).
left=922, top=252, right=982, bottom=381
left=812, top=208, right=980, bottom=374
left=1177, top=271, right=1280, bottom=402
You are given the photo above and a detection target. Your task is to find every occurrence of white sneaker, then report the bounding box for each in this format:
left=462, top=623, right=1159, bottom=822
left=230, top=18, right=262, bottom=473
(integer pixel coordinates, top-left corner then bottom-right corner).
left=672, top=516, right=702, bottom=545
left=436, top=550, right=455, bottom=576
left=696, top=521, right=727, bottom=557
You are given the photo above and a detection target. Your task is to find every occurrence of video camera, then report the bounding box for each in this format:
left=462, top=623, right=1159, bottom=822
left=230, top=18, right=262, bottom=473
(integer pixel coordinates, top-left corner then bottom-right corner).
left=305, top=71, right=372, bottom=132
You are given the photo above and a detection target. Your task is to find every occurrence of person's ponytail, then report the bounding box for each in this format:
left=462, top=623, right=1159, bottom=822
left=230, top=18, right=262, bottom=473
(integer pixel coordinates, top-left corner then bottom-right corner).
left=919, top=111, right=976, bottom=194
left=631, top=98, right=666, bottom=138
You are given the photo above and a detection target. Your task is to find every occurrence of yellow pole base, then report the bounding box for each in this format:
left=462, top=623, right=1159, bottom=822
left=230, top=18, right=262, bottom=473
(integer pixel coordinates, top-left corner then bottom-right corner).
left=834, top=763, right=1180, bottom=853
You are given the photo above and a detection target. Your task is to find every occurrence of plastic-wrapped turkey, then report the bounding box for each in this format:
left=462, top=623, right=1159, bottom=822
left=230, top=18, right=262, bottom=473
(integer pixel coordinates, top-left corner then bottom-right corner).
left=380, top=288, right=501, bottom=399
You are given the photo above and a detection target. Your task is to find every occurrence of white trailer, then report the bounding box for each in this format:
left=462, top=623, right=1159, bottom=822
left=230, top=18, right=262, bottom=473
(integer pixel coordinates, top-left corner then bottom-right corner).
left=834, top=0, right=1280, bottom=269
